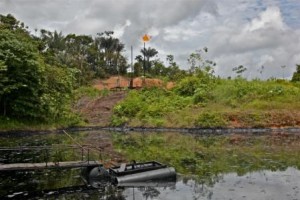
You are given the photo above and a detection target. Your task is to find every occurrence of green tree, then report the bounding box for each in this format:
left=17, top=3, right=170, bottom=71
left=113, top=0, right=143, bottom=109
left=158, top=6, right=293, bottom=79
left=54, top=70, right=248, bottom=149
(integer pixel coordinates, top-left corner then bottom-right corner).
left=165, top=54, right=187, bottom=81
left=150, top=59, right=165, bottom=76
left=188, top=51, right=202, bottom=74
left=188, top=48, right=215, bottom=76
left=39, top=29, right=66, bottom=65
left=96, top=31, right=126, bottom=75
left=42, top=65, right=78, bottom=121
left=38, top=29, right=128, bottom=83
left=0, top=30, right=45, bottom=118
left=232, top=65, right=247, bottom=78
left=134, top=55, right=143, bottom=77
left=291, top=64, right=300, bottom=82
left=0, top=14, right=28, bottom=33
left=64, top=34, right=94, bottom=85
left=0, top=15, right=77, bottom=122
left=141, top=47, right=158, bottom=73
left=166, top=54, right=175, bottom=67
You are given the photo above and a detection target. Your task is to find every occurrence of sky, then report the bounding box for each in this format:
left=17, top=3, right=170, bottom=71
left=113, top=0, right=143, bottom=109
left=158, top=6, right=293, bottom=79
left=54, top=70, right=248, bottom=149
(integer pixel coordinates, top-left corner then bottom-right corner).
left=1, top=0, right=300, bottom=79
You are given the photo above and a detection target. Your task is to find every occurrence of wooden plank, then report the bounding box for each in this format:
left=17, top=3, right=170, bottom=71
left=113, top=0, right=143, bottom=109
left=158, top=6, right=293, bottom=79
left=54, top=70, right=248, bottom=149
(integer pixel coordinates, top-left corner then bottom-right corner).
left=0, top=161, right=101, bottom=171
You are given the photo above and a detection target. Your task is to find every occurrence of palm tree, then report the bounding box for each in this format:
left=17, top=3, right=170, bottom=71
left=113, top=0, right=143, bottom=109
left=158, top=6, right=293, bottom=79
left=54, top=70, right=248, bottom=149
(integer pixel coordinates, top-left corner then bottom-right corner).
left=40, top=30, right=65, bottom=52
left=141, top=47, right=158, bottom=73
left=97, top=32, right=125, bottom=74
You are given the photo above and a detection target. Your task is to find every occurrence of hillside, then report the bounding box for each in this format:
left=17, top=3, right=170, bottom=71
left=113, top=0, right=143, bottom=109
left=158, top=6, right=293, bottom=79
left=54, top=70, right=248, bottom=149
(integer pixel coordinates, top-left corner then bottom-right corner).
left=109, top=77, right=300, bottom=128
left=74, top=76, right=174, bottom=126
left=73, top=76, right=300, bottom=128
left=74, top=91, right=126, bottom=126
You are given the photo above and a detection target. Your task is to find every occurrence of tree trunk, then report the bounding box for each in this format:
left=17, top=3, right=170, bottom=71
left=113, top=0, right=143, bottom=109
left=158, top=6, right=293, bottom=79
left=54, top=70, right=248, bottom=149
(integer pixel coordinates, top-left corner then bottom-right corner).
left=3, top=98, right=6, bottom=116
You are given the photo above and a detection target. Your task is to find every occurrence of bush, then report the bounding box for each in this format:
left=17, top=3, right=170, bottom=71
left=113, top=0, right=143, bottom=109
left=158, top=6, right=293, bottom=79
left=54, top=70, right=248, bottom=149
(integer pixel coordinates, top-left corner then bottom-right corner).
left=113, top=90, right=144, bottom=117
left=193, top=84, right=214, bottom=103
left=195, top=112, right=228, bottom=128
left=175, top=76, right=200, bottom=96
left=111, top=88, right=192, bottom=126
left=111, top=76, right=300, bottom=128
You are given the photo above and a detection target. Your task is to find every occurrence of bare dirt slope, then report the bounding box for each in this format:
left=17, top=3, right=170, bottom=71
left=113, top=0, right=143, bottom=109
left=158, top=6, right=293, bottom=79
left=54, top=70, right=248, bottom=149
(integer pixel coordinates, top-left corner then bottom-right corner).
left=75, top=76, right=174, bottom=126
left=75, top=91, right=127, bottom=126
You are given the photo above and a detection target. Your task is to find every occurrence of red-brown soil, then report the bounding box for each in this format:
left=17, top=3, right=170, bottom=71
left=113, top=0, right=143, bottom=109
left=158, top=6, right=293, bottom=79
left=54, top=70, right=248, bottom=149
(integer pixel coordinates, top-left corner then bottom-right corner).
left=93, top=76, right=175, bottom=90
left=74, top=91, right=126, bottom=126
left=76, top=76, right=174, bottom=126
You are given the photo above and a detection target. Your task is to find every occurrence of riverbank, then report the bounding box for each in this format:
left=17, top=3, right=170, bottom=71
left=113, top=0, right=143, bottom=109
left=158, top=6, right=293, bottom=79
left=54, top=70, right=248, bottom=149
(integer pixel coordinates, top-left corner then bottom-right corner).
left=1, top=77, right=300, bottom=132
left=1, top=126, right=300, bottom=135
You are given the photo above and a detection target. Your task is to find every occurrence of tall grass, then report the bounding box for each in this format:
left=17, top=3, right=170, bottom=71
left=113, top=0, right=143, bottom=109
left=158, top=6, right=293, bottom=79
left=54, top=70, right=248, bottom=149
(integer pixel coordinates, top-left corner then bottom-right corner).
left=73, top=86, right=109, bottom=100
left=111, top=78, right=300, bottom=127
left=212, top=79, right=300, bottom=109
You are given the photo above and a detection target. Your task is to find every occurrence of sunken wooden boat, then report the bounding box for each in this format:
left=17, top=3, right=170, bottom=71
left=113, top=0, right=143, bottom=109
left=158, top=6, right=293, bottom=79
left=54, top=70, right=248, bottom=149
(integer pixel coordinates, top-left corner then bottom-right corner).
left=109, top=161, right=176, bottom=184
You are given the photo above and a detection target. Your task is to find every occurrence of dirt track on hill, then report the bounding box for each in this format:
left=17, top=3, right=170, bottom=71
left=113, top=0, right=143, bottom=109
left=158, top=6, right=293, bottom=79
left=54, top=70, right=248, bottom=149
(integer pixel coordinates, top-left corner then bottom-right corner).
left=74, top=91, right=127, bottom=126
left=74, top=76, right=174, bottom=126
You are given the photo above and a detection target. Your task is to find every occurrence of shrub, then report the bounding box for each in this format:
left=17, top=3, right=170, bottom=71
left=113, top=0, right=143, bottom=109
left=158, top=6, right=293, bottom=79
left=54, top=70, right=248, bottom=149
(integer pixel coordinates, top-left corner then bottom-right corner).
left=195, top=112, right=228, bottom=128
left=113, top=90, right=144, bottom=117
left=193, top=84, right=214, bottom=103
left=175, top=76, right=201, bottom=96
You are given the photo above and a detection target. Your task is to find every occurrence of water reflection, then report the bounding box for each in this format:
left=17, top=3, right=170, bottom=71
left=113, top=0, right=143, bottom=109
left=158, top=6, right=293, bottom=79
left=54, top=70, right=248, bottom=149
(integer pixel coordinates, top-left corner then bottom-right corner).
left=0, top=169, right=83, bottom=198
left=72, top=168, right=300, bottom=200
left=0, top=130, right=300, bottom=199
left=1, top=168, right=299, bottom=199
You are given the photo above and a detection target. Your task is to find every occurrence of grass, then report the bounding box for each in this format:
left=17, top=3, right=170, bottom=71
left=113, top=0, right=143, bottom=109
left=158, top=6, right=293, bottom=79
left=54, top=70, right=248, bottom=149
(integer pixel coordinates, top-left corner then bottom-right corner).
left=73, top=86, right=110, bottom=100
left=111, top=78, right=300, bottom=128
left=0, top=116, right=84, bottom=132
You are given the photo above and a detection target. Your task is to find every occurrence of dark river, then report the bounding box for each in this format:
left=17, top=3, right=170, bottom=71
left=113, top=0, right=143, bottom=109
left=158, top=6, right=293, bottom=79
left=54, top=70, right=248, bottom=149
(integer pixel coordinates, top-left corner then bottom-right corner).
left=0, top=130, right=299, bottom=200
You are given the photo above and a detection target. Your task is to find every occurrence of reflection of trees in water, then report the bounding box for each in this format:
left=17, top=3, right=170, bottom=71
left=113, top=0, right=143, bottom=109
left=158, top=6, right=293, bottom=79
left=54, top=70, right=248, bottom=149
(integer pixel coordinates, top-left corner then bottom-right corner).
left=42, top=185, right=127, bottom=200
left=0, top=169, right=83, bottom=197
left=140, top=187, right=160, bottom=199
left=103, top=185, right=126, bottom=200
left=0, top=169, right=127, bottom=199
left=0, top=170, right=39, bottom=197
left=182, top=173, right=223, bottom=187
left=180, top=175, right=224, bottom=200
left=45, top=185, right=126, bottom=200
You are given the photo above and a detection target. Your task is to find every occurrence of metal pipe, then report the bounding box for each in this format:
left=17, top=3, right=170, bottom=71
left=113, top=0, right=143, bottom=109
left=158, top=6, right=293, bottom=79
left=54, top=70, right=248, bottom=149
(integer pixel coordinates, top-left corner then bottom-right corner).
left=117, top=180, right=176, bottom=187
left=115, top=167, right=176, bottom=184
left=143, top=42, right=146, bottom=77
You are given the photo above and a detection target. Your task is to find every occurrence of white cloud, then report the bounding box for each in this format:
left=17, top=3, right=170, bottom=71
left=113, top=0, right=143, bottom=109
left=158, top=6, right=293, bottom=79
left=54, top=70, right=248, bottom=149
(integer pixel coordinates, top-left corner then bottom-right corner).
left=1, top=0, right=300, bottom=79
left=245, top=7, right=285, bottom=31
left=204, top=5, right=300, bottom=79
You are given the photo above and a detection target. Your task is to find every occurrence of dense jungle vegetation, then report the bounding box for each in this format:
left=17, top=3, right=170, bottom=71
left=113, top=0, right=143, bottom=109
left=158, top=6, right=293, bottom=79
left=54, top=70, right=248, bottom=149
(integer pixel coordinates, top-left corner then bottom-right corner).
left=0, top=14, right=129, bottom=129
left=1, top=14, right=300, bottom=130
